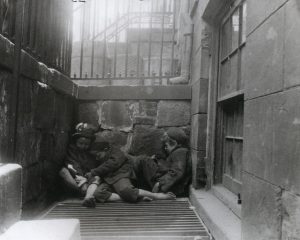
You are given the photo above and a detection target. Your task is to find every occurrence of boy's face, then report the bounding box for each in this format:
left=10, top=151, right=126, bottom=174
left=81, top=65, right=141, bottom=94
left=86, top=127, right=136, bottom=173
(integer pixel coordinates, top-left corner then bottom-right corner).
left=76, top=137, right=91, bottom=151
left=164, top=140, right=177, bottom=154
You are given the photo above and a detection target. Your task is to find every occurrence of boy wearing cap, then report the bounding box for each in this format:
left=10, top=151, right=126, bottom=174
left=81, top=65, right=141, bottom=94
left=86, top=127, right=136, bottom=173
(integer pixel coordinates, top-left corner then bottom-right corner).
left=59, top=123, right=101, bottom=207
left=84, top=143, right=176, bottom=205
left=126, top=127, right=190, bottom=197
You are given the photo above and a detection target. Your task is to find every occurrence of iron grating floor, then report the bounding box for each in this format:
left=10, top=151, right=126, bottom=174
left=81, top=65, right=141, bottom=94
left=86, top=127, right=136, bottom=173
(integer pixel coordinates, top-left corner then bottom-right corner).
left=42, top=199, right=211, bottom=240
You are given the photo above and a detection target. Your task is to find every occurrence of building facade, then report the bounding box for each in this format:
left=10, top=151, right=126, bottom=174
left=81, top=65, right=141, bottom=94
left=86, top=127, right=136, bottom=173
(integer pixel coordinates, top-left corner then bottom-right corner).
left=189, top=0, right=300, bottom=239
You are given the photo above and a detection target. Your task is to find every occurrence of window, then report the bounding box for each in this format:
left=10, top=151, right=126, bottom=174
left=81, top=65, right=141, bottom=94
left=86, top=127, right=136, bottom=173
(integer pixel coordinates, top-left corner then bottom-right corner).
left=215, top=0, right=246, bottom=195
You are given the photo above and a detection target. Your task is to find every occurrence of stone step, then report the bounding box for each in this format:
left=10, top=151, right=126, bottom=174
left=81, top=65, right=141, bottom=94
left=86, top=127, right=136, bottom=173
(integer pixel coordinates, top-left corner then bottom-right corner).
left=189, top=187, right=241, bottom=240
left=0, top=164, right=22, bottom=233
left=0, top=219, right=81, bottom=240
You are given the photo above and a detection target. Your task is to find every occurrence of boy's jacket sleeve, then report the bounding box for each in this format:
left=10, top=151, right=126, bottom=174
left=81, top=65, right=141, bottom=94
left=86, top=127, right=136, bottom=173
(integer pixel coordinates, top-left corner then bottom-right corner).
left=159, top=148, right=188, bottom=192
left=90, top=147, right=127, bottom=177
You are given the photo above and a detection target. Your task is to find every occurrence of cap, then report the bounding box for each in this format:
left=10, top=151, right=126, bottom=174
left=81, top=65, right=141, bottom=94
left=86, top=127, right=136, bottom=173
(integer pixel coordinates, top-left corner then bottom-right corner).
left=72, top=123, right=96, bottom=141
left=164, top=127, right=188, bottom=146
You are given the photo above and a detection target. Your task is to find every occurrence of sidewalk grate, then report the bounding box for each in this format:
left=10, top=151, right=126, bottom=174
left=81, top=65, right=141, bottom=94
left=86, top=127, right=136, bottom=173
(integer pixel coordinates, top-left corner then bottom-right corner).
left=42, top=199, right=211, bottom=240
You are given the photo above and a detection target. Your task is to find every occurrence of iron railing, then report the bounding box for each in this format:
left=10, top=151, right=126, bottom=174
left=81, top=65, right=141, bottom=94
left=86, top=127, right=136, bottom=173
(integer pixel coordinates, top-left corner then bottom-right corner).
left=0, top=0, right=73, bottom=75
left=71, top=0, right=180, bottom=85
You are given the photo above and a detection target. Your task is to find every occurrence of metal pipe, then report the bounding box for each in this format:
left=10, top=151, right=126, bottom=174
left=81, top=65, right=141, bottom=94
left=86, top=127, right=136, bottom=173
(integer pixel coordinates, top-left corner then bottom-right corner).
left=102, top=0, right=108, bottom=78
left=147, top=0, right=153, bottom=77
left=125, top=0, right=130, bottom=77
left=137, top=2, right=142, bottom=82
left=170, top=0, right=176, bottom=76
left=113, top=0, right=119, bottom=78
left=29, top=0, right=37, bottom=51
left=90, top=0, right=97, bottom=77
left=159, top=0, right=166, bottom=84
left=7, top=0, right=25, bottom=161
left=79, top=3, right=86, bottom=78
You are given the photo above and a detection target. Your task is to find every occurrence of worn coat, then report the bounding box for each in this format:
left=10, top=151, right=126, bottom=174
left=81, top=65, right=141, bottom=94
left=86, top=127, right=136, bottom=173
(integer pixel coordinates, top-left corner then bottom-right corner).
left=90, top=146, right=136, bottom=185
left=64, top=144, right=99, bottom=176
left=156, top=147, right=190, bottom=196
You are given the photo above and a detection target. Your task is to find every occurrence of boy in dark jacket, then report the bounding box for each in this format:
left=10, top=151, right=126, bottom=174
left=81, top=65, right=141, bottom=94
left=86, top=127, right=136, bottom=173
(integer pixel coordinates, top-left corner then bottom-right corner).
left=59, top=123, right=101, bottom=206
left=84, top=143, right=176, bottom=206
left=126, top=127, right=190, bottom=197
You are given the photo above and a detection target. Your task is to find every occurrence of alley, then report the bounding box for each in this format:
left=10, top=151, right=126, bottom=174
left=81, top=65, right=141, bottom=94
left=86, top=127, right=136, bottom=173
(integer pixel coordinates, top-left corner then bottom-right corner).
left=0, top=0, right=300, bottom=240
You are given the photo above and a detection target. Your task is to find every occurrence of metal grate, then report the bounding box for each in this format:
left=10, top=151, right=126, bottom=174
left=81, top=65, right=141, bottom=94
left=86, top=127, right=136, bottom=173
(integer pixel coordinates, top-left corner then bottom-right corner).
left=42, top=199, right=211, bottom=240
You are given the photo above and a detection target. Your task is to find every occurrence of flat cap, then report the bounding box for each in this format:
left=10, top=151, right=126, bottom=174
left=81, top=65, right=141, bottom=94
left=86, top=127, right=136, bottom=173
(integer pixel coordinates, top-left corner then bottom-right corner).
left=165, top=127, right=188, bottom=146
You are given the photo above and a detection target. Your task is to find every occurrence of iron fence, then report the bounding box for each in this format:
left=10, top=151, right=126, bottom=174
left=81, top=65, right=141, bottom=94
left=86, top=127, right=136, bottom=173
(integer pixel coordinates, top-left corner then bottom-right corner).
left=71, top=0, right=180, bottom=85
left=0, top=0, right=73, bottom=76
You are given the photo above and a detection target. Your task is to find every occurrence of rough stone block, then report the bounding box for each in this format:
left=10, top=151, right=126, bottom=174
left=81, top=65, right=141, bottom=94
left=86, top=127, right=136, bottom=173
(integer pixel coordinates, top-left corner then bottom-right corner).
left=246, top=0, right=287, bottom=35
left=241, top=172, right=282, bottom=240
left=191, top=150, right=206, bottom=189
left=138, top=101, right=157, bottom=117
left=0, top=35, right=14, bottom=69
left=284, top=0, right=300, bottom=88
left=190, top=114, right=207, bottom=151
left=156, top=101, right=191, bottom=127
left=133, top=116, right=156, bottom=125
left=244, top=88, right=300, bottom=194
left=33, top=84, right=56, bottom=130
left=78, top=102, right=101, bottom=127
left=128, top=125, right=165, bottom=156
left=54, top=95, right=74, bottom=131
left=95, top=130, right=128, bottom=148
left=52, top=132, right=69, bottom=165
left=0, top=164, right=22, bottom=232
left=244, top=7, right=284, bottom=99
left=17, top=78, right=39, bottom=130
left=20, top=51, right=41, bottom=82
left=191, top=79, right=208, bottom=114
left=191, top=48, right=202, bottom=84
left=22, top=165, right=42, bottom=204
left=100, top=101, right=138, bottom=132
left=15, top=130, right=42, bottom=167
left=78, top=85, right=191, bottom=100
left=282, top=191, right=300, bottom=240
left=1, top=219, right=81, bottom=240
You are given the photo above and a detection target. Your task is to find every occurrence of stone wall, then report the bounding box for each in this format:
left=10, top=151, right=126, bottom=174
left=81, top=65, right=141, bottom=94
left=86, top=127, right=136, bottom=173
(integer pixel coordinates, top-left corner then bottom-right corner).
left=241, top=0, right=300, bottom=239
left=0, top=67, right=75, bottom=213
left=0, top=34, right=76, bottom=216
left=78, top=99, right=191, bottom=168
left=189, top=0, right=210, bottom=189
left=189, top=0, right=300, bottom=239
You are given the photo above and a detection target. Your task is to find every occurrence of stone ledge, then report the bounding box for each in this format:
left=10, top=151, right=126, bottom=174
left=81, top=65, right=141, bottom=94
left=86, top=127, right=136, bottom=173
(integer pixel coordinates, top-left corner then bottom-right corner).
left=0, top=219, right=81, bottom=240
left=77, top=85, right=192, bottom=100
left=211, top=185, right=241, bottom=218
left=189, top=187, right=241, bottom=240
left=0, top=34, right=78, bottom=98
left=0, top=164, right=22, bottom=233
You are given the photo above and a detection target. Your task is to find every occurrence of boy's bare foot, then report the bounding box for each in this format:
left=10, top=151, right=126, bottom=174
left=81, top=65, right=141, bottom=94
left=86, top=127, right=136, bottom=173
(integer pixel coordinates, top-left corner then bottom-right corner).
left=153, top=192, right=176, bottom=200
left=142, top=196, right=153, bottom=202
left=82, top=197, right=96, bottom=208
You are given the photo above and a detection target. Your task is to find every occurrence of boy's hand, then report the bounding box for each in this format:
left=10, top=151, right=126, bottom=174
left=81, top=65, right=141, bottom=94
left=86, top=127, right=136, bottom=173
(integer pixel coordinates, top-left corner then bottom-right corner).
left=67, top=164, right=77, bottom=173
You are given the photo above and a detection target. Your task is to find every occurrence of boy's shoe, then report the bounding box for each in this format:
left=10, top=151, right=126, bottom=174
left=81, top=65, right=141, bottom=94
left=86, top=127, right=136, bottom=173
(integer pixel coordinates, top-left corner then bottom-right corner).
left=82, top=197, right=96, bottom=208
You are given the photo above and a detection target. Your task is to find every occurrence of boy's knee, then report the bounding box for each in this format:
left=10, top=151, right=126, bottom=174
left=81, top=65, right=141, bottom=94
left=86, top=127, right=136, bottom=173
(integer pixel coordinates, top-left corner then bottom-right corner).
left=93, top=185, right=111, bottom=203
left=118, top=187, right=139, bottom=203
